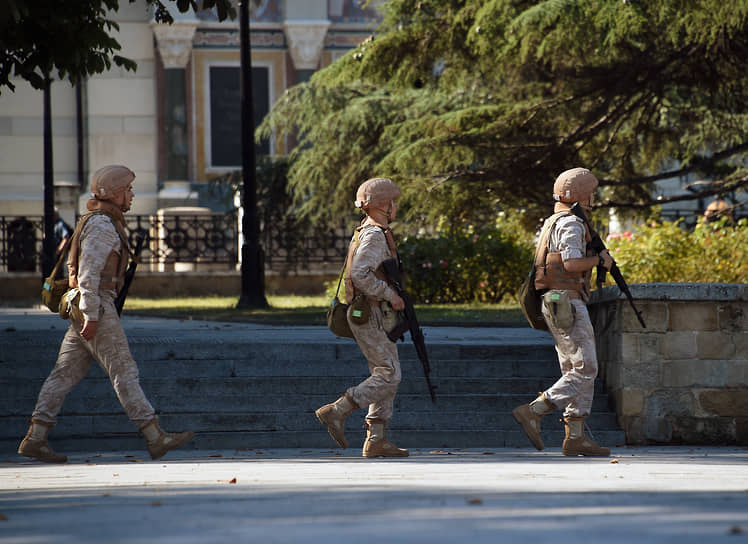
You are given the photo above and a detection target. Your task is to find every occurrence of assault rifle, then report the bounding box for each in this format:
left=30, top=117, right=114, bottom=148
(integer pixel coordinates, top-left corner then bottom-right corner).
left=114, top=234, right=145, bottom=316
left=570, top=203, right=646, bottom=328
left=381, top=258, right=437, bottom=403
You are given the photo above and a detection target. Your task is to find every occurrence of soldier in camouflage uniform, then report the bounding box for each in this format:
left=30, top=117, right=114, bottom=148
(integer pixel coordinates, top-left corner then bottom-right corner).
left=316, top=178, right=409, bottom=458
left=18, top=165, right=193, bottom=463
left=512, top=167, right=613, bottom=457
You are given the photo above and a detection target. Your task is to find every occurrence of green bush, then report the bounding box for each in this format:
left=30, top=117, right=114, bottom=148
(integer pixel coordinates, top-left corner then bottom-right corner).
left=399, top=226, right=533, bottom=304
left=324, top=213, right=534, bottom=304
left=606, top=218, right=747, bottom=284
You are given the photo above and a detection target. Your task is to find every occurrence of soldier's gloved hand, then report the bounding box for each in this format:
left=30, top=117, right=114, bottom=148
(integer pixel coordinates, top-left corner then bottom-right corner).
left=391, top=295, right=405, bottom=311
left=599, top=249, right=614, bottom=271
left=81, top=319, right=98, bottom=341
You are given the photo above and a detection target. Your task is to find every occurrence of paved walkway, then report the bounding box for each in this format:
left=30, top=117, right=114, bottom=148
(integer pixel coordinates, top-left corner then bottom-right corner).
left=1, top=446, right=747, bottom=543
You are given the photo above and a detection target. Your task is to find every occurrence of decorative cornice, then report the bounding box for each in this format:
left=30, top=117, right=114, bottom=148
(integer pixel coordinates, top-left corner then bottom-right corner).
left=152, top=22, right=199, bottom=68
left=283, top=20, right=331, bottom=70
left=324, top=30, right=373, bottom=49
left=193, top=28, right=286, bottom=49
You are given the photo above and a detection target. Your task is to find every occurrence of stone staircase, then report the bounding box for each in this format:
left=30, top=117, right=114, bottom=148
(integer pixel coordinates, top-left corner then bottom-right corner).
left=0, top=326, right=625, bottom=455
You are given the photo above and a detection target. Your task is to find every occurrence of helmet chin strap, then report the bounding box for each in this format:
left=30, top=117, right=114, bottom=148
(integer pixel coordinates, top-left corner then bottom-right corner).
left=383, top=201, right=394, bottom=219
left=365, top=202, right=392, bottom=223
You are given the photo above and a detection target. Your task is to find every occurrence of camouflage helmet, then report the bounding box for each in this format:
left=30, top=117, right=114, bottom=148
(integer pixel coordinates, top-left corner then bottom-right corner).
left=704, top=199, right=732, bottom=222
left=553, top=167, right=599, bottom=203
left=91, top=165, right=135, bottom=201
left=705, top=199, right=729, bottom=215
left=355, top=177, right=400, bottom=209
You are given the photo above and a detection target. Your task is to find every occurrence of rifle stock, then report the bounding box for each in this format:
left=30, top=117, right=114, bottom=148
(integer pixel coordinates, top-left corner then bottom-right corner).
left=114, top=234, right=144, bottom=316
left=381, top=258, right=437, bottom=403
left=570, top=204, right=646, bottom=328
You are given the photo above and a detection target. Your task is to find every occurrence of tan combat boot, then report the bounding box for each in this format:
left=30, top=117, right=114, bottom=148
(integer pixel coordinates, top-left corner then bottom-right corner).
left=362, top=419, right=409, bottom=458
left=140, top=418, right=194, bottom=460
left=18, top=420, right=68, bottom=463
left=315, top=393, right=358, bottom=449
left=562, top=416, right=610, bottom=457
left=512, top=393, right=554, bottom=450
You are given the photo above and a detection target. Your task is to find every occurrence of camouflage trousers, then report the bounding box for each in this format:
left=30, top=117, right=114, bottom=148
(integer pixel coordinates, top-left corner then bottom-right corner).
left=347, top=305, right=401, bottom=422
left=542, top=297, right=598, bottom=418
left=31, top=294, right=155, bottom=429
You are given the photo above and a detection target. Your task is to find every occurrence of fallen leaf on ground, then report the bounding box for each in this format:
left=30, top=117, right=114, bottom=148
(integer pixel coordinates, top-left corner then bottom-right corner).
left=610, top=459, right=619, bottom=464
left=229, top=477, right=237, bottom=484
left=467, top=498, right=483, bottom=505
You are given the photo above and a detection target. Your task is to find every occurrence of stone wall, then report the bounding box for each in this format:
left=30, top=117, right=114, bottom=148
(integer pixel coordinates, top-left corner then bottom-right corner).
left=588, top=283, right=747, bottom=445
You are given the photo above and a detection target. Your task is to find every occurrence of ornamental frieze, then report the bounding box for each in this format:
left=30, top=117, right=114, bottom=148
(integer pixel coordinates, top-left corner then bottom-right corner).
left=193, top=29, right=286, bottom=49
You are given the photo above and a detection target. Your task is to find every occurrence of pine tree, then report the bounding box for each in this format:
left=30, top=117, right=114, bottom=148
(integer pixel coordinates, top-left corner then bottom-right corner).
left=260, top=0, right=748, bottom=229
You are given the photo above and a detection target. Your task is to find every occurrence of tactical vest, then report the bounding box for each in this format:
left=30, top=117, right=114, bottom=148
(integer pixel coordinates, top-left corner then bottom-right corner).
left=534, top=212, right=592, bottom=297
left=343, top=220, right=398, bottom=305
left=67, top=211, right=130, bottom=292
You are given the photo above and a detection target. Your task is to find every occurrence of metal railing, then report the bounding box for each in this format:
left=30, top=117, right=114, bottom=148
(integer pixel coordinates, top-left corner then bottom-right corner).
left=0, top=214, right=352, bottom=274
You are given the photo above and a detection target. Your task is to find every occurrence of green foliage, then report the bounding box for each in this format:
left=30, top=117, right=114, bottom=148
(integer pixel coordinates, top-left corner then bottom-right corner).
left=0, top=0, right=235, bottom=93
left=260, top=0, right=748, bottom=230
left=399, top=223, right=533, bottom=304
left=606, top=218, right=748, bottom=284
left=323, top=211, right=534, bottom=304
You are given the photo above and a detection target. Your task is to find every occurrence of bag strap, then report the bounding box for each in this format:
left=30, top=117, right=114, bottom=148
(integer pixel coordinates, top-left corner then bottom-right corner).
left=48, top=236, right=71, bottom=280
left=343, top=229, right=361, bottom=302
left=333, top=263, right=346, bottom=298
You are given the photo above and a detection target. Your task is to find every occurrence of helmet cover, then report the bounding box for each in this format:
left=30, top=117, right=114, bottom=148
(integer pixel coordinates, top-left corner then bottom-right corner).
left=553, top=168, right=598, bottom=203
left=354, top=177, right=401, bottom=209
left=91, top=165, right=135, bottom=201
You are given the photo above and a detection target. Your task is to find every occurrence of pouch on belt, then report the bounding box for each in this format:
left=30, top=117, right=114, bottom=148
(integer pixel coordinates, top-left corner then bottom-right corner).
left=59, top=287, right=83, bottom=322
left=349, top=294, right=371, bottom=325
left=542, top=289, right=575, bottom=330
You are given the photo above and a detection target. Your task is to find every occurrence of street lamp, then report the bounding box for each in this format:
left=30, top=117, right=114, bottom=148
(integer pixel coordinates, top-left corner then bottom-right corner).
left=236, top=0, right=268, bottom=309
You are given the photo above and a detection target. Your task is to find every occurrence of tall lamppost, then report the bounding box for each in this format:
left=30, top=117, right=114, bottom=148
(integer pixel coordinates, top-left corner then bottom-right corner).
left=236, top=0, right=267, bottom=308
left=42, top=73, right=55, bottom=278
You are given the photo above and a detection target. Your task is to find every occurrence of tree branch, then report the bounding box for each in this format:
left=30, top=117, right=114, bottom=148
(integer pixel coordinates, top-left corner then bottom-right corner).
left=600, top=174, right=748, bottom=209
left=599, top=143, right=748, bottom=187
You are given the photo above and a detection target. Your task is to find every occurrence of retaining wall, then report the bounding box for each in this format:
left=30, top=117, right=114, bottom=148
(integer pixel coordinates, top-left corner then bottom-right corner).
left=588, top=283, right=747, bottom=445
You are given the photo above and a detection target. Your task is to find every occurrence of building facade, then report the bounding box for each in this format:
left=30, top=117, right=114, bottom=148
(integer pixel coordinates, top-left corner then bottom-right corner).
left=0, top=0, right=382, bottom=226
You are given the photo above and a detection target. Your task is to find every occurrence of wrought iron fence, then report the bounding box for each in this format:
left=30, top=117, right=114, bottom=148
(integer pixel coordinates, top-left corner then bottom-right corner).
left=0, top=214, right=352, bottom=274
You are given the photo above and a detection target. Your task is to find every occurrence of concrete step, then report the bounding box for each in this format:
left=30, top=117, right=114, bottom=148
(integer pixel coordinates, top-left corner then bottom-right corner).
left=1, top=375, right=611, bottom=412
left=0, top=338, right=559, bottom=365
left=0, top=357, right=563, bottom=379
left=0, top=391, right=616, bottom=418
left=1, top=428, right=627, bottom=457
left=0, top=409, right=621, bottom=438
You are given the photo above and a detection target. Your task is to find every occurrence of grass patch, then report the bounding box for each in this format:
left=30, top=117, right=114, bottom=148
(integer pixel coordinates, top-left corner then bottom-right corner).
left=124, top=296, right=526, bottom=326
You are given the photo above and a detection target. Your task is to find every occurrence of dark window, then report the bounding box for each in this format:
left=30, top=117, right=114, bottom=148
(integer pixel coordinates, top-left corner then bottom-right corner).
left=209, top=65, right=270, bottom=168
